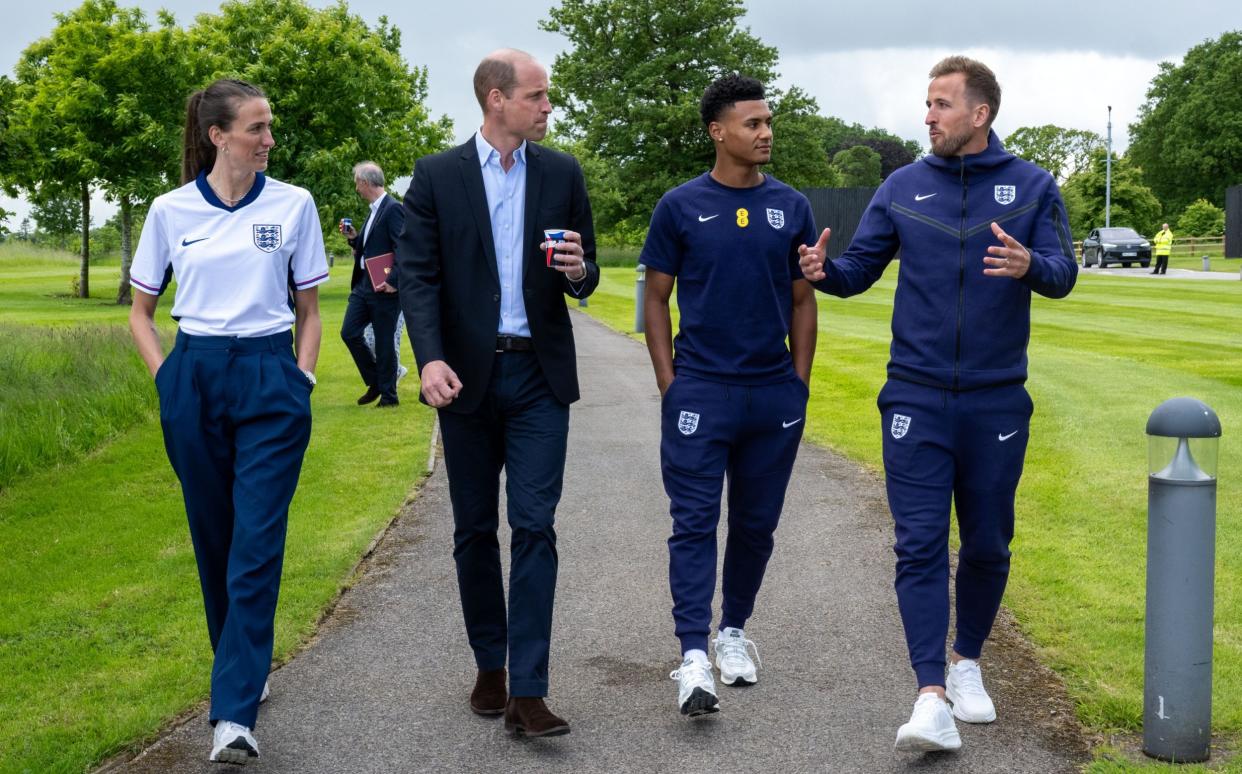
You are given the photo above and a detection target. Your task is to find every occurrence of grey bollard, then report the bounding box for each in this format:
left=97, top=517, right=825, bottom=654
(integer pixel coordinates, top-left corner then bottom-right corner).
left=1202, top=255, right=1210, bottom=272
left=1143, top=397, right=1222, bottom=763
left=634, top=263, right=647, bottom=333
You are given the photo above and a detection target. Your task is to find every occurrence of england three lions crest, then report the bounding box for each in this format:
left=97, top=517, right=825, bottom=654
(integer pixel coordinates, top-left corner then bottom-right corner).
left=890, top=413, right=911, bottom=439
left=253, top=224, right=283, bottom=253
left=766, top=208, right=785, bottom=229
left=678, top=411, right=700, bottom=436
left=994, top=185, right=1016, bottom=205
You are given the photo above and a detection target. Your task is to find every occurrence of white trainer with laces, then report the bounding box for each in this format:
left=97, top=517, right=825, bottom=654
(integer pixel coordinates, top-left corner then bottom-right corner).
left=945, top=658, right=997, bottom=723
left=210, top=720, right=259, bottom=765
left=713, top=627, right=760, bottom=686
left=894, top=693, right=962, bottom=752
left=669, top=653, right=720, bottom=717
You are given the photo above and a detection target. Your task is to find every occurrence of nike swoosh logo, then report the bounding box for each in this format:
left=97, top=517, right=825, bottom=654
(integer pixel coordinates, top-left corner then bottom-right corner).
left=914, top=193, right=937, bottom=201
left=782, top=418, right=803, bottom=428
left=181, top=237, right=209, bottom=246
left=698, top=214, right=720, bottom=222
left=998, top=430, right=1019, bottom=441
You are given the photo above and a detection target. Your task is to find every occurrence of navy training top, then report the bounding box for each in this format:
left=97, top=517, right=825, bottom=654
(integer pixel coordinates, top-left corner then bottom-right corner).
left=640, top=172, right=816, bottom=385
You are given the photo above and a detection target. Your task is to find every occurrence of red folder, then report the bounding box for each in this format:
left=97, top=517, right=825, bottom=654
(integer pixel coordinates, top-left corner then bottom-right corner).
left=364, top=252, right=395, bottom=290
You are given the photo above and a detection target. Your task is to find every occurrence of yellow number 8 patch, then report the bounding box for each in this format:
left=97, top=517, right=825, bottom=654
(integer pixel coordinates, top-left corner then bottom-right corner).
left=736, top=208, right=749, bottom=227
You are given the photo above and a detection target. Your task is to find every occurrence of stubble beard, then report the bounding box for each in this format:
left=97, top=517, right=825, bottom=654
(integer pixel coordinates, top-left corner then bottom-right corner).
left=931, top=127, right=973, bottom=158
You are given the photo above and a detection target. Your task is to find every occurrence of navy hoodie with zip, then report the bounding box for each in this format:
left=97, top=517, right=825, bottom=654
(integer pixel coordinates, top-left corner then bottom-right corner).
left=813, top=130, right=1077, bottom=391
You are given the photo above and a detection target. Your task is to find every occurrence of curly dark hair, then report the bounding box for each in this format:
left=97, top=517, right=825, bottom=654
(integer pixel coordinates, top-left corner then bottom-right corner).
left=700, top=73, right=765, bottom=126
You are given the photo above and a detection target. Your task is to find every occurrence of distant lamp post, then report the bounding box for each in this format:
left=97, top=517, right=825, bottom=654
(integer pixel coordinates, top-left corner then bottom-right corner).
left=1105, top=105, right=1112, bottom=229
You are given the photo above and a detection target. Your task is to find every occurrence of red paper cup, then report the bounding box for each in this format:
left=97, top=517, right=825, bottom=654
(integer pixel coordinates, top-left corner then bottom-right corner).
left=544, top=228, right=567, bottom=267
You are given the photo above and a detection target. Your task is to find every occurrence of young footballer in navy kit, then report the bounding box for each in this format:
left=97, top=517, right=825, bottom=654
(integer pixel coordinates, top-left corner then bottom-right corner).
left=128, top=78, right=329, bottom=764
left=641, top=74, right=818, bottom=718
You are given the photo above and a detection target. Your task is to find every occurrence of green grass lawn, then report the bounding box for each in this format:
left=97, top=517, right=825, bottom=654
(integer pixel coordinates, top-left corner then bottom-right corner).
left=580, top=266, right=1242, bottom=769
left=0, top=246, right=436, bottom=773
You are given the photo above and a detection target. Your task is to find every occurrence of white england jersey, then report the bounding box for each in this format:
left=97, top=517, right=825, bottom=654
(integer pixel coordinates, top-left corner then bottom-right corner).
left=130, top=172, right=330, bottom=337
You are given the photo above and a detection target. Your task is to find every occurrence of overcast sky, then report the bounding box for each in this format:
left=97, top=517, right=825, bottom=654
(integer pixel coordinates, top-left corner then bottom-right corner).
left=4, top=0, right=1240, bottom=226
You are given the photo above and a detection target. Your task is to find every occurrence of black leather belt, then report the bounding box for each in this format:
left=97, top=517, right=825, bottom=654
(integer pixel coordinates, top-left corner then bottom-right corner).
left=495, top=335, right=534, bottom=352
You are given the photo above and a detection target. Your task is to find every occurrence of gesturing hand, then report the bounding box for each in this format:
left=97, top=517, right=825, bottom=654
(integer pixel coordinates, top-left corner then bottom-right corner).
left=983, top=222, right=1031, bottom=279
left=797, top=228, right=832, bottom=282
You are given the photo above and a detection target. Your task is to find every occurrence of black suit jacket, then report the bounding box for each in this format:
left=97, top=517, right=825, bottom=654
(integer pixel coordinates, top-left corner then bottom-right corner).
left=348, top=193, right=403, bottom=291
left=396, top=136, right=599, bottom=414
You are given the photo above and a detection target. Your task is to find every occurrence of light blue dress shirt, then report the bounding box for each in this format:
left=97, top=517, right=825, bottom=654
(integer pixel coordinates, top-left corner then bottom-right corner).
left=476, top=131, right=530, bottom=337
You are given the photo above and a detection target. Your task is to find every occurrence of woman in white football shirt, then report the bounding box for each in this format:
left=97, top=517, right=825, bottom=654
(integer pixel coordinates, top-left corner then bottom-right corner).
left=128, top=79, right=329, bottom=765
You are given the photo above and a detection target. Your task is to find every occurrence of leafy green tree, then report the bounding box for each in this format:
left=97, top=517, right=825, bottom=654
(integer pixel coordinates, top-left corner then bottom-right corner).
left=1004, top=124, right=1103, bottom=183
left=764, top=87, right=840, bottom=191
left=818, top=116, right=921, bottom=179
left=1176, top=198, right=1226, bottom=236
left=541, top=0, right=782, bottom=235
left=2, top=1, right=198, bottom=301
left=1061, top=149, right=1161, bottom=239
left=1128, top=31, right=1242, bottom=216
left=188, top=0, right=452, bottom=243
left=831, top=145, right=882, bottom=187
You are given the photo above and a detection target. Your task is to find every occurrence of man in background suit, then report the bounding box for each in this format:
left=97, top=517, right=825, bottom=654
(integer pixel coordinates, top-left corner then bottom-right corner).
left=340, top=161, right=403, bottom=407
left=396, top=48, right=598, bottom=737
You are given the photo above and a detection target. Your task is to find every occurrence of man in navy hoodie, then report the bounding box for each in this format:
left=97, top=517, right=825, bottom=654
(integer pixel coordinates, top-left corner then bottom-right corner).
left=799, top=56, right=1077, bottom=753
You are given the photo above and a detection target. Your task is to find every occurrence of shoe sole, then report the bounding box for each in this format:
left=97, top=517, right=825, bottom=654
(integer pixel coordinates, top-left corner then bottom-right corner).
left=471, top=703, right=506, bottom=717
left=210, top=742, right=258, bottom=765
left=945, top=685, right=996, bottom=724
left=680, top=687, right=720, bottom=717
left=894, top=727, right=962, bottom=752
left=504, top=722, right=571, bottom=737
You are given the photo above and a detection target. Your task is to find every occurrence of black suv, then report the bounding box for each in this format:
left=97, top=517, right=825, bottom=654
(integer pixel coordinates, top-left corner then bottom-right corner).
left=1080, top=227, right=1152, bottom=268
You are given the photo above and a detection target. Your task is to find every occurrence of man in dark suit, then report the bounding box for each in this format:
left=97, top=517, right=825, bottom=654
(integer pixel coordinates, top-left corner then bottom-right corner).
left=340, top=161, right=404, bottom=407
left=396, top=48, right=598, bottom=737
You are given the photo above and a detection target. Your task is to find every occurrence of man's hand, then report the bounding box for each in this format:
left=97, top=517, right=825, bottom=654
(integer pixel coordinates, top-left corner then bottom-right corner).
left=545, top=230, right=588, bottom=281
left=376, top=281, right=397, bottom=294
left=798, top=228, right=832, bottom=282
left=656, top=372, right=674, bottom=397
left=339, top=221, right=358, bottom=240
left=983, top=222, right=1031, bottom=279
left=420, top=360, right=462, bottom=408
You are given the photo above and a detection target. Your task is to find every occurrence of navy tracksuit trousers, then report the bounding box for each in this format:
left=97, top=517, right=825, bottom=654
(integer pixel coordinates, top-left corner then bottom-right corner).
left=878, top=379, right=1032, bottom=689
left=156, top=330, right=312, bottom=728
left=662, top=374, right=808, bottom=654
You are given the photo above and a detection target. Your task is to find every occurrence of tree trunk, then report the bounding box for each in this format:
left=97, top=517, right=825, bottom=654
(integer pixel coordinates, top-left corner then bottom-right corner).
left=116, top=195, right=133, bottom=305
left=79, top=180, right=90, bottom=299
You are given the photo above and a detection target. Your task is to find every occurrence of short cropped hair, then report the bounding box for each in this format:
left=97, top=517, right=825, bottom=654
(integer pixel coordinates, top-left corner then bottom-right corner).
left=929, top=56, right=1001, bottom=126
left=353, top=161, right=385, bottom=188
left=700, top=73, right=766, bottom=126
left=473, top=55, right=520, bottom=111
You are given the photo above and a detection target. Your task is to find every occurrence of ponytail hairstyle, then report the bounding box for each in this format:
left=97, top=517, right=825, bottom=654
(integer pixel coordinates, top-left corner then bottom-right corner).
left=181, top=78, right=266, bottom=184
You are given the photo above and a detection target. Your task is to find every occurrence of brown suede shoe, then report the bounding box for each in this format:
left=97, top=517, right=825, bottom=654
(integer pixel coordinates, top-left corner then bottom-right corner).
left=469, top=668, right=507, bottom=716
left=503, top=697, right=570, bottom=737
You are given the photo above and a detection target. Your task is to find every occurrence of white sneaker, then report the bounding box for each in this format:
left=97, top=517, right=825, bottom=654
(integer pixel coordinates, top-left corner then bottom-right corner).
left=669, top=654, right=720, bottom=717
left=260, top=680, right=270, bottom=703
left=894, top=693, right=962, bottom=752
left=945, top=658, right=996, bottom=723
left=713, top=627, right=760, bottom=686
left=210, top=721, right=259, bottom=764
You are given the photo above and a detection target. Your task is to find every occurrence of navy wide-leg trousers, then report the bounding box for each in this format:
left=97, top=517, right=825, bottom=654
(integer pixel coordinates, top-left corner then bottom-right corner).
left=156, top=330, right=312, bottom=728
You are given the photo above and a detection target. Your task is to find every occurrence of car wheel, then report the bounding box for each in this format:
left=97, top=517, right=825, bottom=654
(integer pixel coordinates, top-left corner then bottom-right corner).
left=1081, top=252, right=1091, bottom=268
left=1095, top=252, right=1105, bottom=269
left=1142, top=261, right=1150, bottom=268
left=1123, top=262, right=1132, bottom=268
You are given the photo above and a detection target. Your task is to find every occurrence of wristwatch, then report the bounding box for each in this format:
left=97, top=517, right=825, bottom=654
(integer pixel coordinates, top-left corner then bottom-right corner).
left=301, top=369, right=317, bottom=386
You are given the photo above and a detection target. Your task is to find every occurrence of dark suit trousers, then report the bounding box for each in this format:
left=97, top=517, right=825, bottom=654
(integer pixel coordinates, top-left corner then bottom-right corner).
left=340, top=282, right=401, bottom=402
left=438, top=350, right=569, bottom=697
